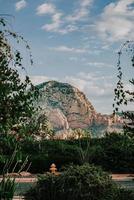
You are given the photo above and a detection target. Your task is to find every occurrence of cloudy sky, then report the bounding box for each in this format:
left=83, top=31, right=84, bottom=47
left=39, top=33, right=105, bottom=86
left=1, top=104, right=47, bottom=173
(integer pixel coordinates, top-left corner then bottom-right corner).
left=1, top=0, right=134, bottom=114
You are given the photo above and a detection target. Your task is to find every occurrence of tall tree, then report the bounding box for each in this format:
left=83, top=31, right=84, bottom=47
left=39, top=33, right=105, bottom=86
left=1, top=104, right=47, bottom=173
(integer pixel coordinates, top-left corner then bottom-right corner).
left=0, top=17, right=38, bottom=135
left=114, top=41, right=134, bottom=136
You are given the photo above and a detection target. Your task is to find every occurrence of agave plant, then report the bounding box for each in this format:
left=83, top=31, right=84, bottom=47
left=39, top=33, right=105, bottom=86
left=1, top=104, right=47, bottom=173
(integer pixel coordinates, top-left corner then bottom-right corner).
left=77, top=137, right=91, bottom=164
left=0, top=177, right=16, bottom=200
left=0, top=145, right=29, bottom=200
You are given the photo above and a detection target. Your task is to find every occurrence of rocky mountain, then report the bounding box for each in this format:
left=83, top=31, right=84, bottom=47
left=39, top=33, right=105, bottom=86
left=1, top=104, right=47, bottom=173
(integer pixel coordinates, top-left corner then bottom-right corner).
left=36, top=81, right=123, bottom=137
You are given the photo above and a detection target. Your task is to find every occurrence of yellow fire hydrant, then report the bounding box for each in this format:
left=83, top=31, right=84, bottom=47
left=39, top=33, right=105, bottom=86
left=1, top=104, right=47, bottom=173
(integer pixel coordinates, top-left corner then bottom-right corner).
left=49, top=163, right=57, bottom=174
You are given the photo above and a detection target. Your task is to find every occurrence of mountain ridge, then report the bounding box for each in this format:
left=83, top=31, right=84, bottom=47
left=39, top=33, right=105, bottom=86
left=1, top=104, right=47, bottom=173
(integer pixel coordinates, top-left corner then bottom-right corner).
left=35, top=80, right=123, bottom=137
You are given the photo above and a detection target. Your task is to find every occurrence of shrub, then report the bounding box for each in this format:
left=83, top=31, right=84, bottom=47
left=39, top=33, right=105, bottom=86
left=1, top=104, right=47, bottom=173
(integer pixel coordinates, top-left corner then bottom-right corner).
left=25, top=163, right=122, bottom=200
left=2, top=134, right=134, bottom=174
left=21, top=140, right=80, bottom=173
left=114, top=188, right=134, bottom=200
left=0, top=177, right=16, bottom=200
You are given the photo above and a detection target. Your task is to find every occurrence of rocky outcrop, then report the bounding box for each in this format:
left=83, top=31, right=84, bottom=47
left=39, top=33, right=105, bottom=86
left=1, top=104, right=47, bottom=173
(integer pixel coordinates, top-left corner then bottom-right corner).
left=36, top=81, right=96, bottom=130
left=36, top=81, right=123, bottom=136
left=47, top=108, right=69, bottom=130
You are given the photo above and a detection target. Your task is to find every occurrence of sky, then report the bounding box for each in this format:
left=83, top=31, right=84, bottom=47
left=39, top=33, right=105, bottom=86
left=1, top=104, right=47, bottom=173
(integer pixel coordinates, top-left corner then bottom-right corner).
left=1, top=0, right=134, bottom=114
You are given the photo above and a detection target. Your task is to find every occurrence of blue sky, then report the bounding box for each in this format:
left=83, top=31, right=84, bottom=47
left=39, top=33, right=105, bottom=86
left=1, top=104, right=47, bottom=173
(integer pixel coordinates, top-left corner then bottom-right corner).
left=1, top=0, right=134, bottom=114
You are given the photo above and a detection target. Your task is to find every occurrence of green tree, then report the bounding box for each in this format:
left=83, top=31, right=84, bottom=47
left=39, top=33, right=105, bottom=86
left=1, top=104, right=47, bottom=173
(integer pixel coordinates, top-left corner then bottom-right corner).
left=0, top=17, right=38, bottom=135
left=114, top=41, right=134, bottom=136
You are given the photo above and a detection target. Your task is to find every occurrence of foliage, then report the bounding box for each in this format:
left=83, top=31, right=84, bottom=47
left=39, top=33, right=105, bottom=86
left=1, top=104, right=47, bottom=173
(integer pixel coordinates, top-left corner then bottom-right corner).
left=72, top=128, right=91, bottom=139
left=20, top=139, right=80, bottom=173
left=0, top=133, right=134, bottom=173
left=77, top=137, right=91, bottom=164
left=0, top=177, right=16, bottom=200
left=114, top=188, right=134, bottom=200
left=25, top=163, right=120, bottom=200
left=37, top=114, right=54, bottom=139
left=0, top=17, right=38, bottom=136
left=0, top=146, right=30, bottom=200
left=90, top=133, right=134, bottom=173
left=0, top=16, right=52, bottom=141
left=114, top=41, right=134, bottom=135
left=0, top=17, right=35, bottom=199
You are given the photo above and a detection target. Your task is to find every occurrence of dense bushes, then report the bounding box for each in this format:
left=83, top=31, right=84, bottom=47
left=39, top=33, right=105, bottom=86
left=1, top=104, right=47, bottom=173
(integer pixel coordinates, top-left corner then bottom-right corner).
left=114, top=188, right=134, bottom=200
left=21, top=140, right=80, bottom=173
left=0, top=177, right=16, bottom=200
left=89, top=133, right=134, bottom=173
left=0, top=133, right=134, bottom=173
left=25, top=164, right=116, bottom=200
left=25, top=163, right=134, bottom=200
left=1, top=133, right=133, bottom=199
left=21, top=133, right=134, bottom=173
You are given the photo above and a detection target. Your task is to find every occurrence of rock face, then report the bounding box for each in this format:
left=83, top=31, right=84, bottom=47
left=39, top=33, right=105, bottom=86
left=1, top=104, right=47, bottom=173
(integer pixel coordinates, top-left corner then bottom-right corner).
left=36, top=81, right=96, bottom=130
left=47, top=108, right=69, bottom=130
left=36, top=81, right=123, bottom=136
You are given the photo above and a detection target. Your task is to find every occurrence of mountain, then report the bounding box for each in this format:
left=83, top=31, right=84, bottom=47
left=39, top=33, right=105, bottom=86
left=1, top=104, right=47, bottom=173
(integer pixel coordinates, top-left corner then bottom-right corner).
left=36, top=81, right=123, bottom=137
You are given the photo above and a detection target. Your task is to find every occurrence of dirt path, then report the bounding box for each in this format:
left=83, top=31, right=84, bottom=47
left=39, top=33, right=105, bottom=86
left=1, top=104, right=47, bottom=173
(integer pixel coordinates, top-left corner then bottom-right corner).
left=0, top=174, right=134, bottom=183
left=112, top=174, right=134, bottom=181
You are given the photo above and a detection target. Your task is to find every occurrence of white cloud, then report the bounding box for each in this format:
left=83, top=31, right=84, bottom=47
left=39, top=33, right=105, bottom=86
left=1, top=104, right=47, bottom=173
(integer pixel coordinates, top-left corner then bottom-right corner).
left=15, top=0, right=27, bottom=11
left=37, top=3, right=64, bottom=33
left=96, top=0, right=134, bottom=41
left=30, top=75, right=58, bottom=85
left=77, top=72, right=114, bottom=82
left=69, top=57, right=78, bottom=61
left=29, top=72, right=115, bottom=114
left=50, top=46, right=87, bottom=53
left=30, top=73, right=114, bottom=97
left=30, top=72, right=114, bottom=99
left=49, top=45, right=101, bottom=55
left=58, top=25, right=78, bottom=34
left=36, top=3, right=56, bottom=15
left=42, top=23, right=78, bottom=34
left=37, top=0, right=94, bottom=34
left=101, top=44, right=111, bottom=50
left=124, top=82, right=134, bottom=94
left=65, top=76, right=87, bottom=91
left=86, top=62, right=113, bottom=68
left=66, top=0, right=93, bottom=22
left=63, top=72, right=114, bottom=113
left=42, top=12, right=62, bottom=32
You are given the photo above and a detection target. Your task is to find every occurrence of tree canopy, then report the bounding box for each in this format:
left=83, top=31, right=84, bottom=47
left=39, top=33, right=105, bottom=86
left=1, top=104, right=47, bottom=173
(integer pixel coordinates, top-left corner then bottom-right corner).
left=114, top=41, right=134, bottom=135
left=0, top=17, right=37, bottom=134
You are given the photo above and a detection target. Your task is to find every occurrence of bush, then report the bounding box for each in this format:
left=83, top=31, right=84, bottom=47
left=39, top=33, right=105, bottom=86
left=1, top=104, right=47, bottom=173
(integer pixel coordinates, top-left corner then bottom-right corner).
left=21, top=140, right=80, bottom=173
left=0, top=177, right=16, bottom=200
left=114, top=188, right=134, bottom=200
left=1, top=134, right=134, bottom=174
left=25, top=163, right=124, bottom=200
